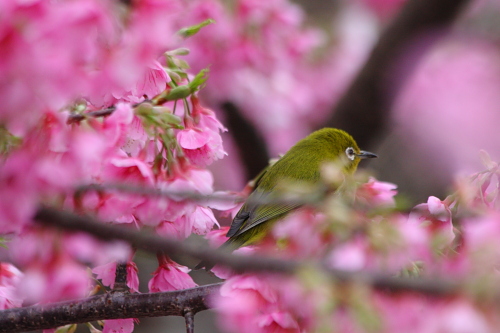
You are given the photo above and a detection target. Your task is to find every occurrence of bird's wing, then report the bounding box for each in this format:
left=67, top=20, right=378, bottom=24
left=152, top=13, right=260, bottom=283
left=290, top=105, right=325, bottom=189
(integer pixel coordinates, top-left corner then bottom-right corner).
left=226, top=188, right=302, bottom=238
left=226, top=210, right=250, bottom=237
left=225, top=164, right=272, bottom=238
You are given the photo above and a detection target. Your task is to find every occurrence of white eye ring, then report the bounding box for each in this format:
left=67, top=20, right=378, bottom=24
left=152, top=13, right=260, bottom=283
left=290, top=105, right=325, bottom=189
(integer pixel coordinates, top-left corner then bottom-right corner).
left=345, top=147, right=356, bottom=161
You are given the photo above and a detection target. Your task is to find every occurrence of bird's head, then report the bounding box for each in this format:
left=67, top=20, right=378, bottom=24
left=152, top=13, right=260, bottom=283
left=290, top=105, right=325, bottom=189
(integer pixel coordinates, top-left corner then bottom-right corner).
left=318, top=128, right=378, bottom=174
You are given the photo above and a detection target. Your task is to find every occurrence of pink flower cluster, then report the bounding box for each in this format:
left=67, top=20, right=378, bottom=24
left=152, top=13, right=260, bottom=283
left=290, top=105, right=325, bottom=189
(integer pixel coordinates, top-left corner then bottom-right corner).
left=210, top=168, right=500, bottom=332
left=180, top=0, right=370, bottom=154
left=0, top=0, right=183, bottom=136
left=0, top=0, right=228, bottom=316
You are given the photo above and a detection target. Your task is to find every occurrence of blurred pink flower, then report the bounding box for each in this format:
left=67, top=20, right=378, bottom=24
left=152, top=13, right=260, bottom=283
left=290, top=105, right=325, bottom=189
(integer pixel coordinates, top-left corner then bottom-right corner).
left=181, top=0, right=371, bottom=155
left=92, top=261, right=139, bottom=293
left=166, top=166, right=214, bottom=196
left=0, top=0, right=117, bottom=135
left=177, top=96, right=227, bottom=166
left=460, top=213, right=500, bottom=273
left=203, top=227, right=256, bottom=279
left=329, top=237, right=370, bottom=272
left=374, top=293, right=494, bottom=333
left=0, top=263, right=23, bottom=309
left=19, top=260, right=90, bottom=304
left=148, top=255, right=196, bottom=292
left=94, top=103, right=135, bottom=149
left=356, top=177, right=398, bottom=207
left=127, top=262, right=140, bottom=294
left=92, top=261, right=117, bottom=288
left=0, top=150, right=40, bottom=233
left=408, top=196, right=455, bottom=248
left=65, top=233, right=130, bottom=266
left=327, top=213, right=435, bottom=273
left=270, top=210, right=328, bottom=258
left=422, top=299, right=493, bottom=333
left=394, top=37, right=500, bottom=178
left=213, top=275, right=309, bottom=333
left=0, top=111, right=109, bottom=233
left=156, top=205, right=219, bottom=239
left=102, top=318, right=136, bottom=333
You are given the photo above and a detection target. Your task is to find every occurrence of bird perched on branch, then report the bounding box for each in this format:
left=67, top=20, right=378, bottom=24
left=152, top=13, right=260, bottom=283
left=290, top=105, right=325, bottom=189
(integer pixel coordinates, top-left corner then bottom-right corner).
left=196, top=128, right=377, bottom=270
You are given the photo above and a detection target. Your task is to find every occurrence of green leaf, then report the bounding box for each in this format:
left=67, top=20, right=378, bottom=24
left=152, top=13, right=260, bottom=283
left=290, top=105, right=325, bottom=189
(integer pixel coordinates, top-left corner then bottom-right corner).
left=177, top=19, right=215, bottom=38
left=188, top=68, right=209, bottom=92
left=0, top=126, right=21, bottom=156
left=159, top=113, right=183, bottom=128
left=0, top=237, right=8, bottom=248
left=165, top=48, right=190, bottom=56
left=164, top=85, right=192, bottom=101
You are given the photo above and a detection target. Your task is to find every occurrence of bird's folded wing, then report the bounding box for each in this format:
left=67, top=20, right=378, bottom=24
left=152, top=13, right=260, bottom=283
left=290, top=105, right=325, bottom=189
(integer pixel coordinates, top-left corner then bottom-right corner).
left=226, top=189, right=302, bottom=238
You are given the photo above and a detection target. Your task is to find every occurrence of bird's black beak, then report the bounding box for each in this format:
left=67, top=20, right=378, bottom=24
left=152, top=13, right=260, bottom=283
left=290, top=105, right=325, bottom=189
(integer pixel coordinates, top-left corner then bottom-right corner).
left=357, top=150, right=378, bottom=159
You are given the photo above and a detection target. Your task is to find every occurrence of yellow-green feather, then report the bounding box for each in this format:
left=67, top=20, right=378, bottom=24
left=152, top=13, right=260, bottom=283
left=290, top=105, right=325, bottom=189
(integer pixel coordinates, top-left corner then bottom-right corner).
left=196, top=128, right=364, bottom=270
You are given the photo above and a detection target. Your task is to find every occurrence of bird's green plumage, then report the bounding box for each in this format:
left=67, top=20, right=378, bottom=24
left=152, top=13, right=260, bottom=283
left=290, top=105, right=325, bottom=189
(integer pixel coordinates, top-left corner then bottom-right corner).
left=196, top=128, right=375, bottom=270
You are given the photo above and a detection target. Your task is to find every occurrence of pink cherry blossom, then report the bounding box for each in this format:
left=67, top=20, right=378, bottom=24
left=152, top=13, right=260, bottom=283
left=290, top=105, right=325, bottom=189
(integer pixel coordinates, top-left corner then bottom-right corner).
left=18, top=261, right=90, bottom=305
left=92, top=261, right=139, bottom=293
left=166, top=167, right=215, bottom=196
left=356, top=177, right=398, bottom=207
left=148, top=255, right=197, bottom=292
left=393, top=37, right=500, bottom=180
left=328, top=237, right=370, bottom=272
left=126, top=262, right=140, bottom=294
left=213, top=275, right=310, bottom=333
left=180, top=0, right=374, bottom=158
left=270, top=210, right=329, bottom=259
left=135, top=166, right=219, bottom=229
left=92, top=262, right=118, bottom=289
left=103, top=318, right=136, bottom=333
left=0, top=0, right=117, bottom=135
left=93, top=103, right=135, bottom=149
left=0, top=263, right=23, bottom=309
left=177, top=96, right=227, bottom=166
left=204, top=227, right=256, bottom=279
left=156, top=205, right=219, bottom=239
left=408, top=196, right=455, bottom=248
left=373, top=293, right=494, bottom=333
left=0, top=110, right=110, bottom=233
left=63, top=233, right=131, bottom=267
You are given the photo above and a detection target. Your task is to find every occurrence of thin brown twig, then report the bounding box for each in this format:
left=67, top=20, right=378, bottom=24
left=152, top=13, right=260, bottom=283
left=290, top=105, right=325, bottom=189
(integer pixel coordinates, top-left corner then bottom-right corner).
left=113, top=262, right=129, bottom=293
left=184, top=311, right=195, bottom=333
left=74, top=182, right=329, bottom=208
left=75, top=183, right=245, bottom=204
left=67, top=100, right=151, bottom=124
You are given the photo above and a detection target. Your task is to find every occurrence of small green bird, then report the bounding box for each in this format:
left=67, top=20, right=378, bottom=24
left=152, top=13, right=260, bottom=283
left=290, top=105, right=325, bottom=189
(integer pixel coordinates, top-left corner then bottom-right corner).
left=196, top=128, right=377, bottom=270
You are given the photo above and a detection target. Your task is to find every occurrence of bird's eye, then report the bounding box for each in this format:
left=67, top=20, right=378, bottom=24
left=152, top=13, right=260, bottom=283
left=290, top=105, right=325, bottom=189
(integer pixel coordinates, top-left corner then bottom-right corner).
left=345, top=147, right=356, bottom=161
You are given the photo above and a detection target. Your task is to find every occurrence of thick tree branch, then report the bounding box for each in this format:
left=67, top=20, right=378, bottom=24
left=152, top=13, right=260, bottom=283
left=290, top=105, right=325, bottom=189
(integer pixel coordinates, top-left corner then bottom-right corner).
left=0, top=283, right=221, bottom=333
left=327, top=0, right=471, bottom=148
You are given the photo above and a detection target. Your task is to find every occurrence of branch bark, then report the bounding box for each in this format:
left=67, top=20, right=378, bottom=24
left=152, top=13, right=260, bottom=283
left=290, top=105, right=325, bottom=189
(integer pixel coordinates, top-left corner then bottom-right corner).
left=0, top=283, right=221, bottom=333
